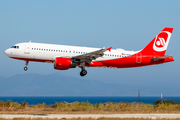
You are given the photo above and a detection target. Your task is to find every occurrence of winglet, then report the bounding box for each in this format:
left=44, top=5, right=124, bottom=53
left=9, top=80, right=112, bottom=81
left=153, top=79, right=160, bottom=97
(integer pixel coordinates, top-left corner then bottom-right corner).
left=107, top=47, right=112, bottom=52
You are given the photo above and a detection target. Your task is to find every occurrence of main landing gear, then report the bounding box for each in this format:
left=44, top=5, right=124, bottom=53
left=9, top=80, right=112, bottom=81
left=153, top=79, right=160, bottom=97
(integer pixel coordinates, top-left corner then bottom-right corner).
left=79, top=62, right=87, bottom=77
left=80, top=69, right=87, bottom=77
left=24, top=61, right=29, bottom=71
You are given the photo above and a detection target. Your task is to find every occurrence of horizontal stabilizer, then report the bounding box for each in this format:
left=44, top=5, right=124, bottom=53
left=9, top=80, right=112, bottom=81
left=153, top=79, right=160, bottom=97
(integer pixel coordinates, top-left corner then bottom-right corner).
left=152, top=55, right=173, bottom=61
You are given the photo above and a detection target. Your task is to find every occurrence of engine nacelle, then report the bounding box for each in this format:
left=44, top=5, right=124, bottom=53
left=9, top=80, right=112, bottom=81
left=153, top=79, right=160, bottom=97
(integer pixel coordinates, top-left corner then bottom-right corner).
left=54, top=57, right=76, bottom=70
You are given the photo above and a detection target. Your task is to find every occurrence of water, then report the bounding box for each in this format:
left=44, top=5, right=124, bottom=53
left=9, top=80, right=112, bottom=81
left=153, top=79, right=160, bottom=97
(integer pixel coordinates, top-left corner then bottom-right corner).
left=0, top=96, right=180, bottom=105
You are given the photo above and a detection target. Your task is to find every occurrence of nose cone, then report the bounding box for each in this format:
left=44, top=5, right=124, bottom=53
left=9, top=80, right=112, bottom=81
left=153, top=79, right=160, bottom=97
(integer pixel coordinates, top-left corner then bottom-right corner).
left=4, top=49, right=12, bottom=57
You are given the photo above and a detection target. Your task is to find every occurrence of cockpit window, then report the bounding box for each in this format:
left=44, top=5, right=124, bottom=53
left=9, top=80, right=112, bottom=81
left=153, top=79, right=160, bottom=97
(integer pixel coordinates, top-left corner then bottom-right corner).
left=11, top=46, right=19, bottom=49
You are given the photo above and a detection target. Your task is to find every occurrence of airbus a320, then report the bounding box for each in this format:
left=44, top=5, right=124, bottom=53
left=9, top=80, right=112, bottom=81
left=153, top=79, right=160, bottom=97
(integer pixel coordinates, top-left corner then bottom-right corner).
left=4, top=28, right=174, bottom=76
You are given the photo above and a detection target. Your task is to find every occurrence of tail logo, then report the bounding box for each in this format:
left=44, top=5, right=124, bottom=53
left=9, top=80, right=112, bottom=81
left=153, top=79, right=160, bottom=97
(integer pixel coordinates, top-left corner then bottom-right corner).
left=156, top=37, right=165, bottom=47
left=153, top=31, right=171, bottom=52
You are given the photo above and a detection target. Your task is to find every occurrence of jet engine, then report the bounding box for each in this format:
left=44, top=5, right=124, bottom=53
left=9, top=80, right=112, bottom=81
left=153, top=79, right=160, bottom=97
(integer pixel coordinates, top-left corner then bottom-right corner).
left=54, top=57, right=77, bottom=70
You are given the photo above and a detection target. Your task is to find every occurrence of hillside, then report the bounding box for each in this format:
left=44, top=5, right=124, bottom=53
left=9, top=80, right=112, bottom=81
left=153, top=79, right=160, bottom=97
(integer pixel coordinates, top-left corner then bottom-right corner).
left=0, top=73, right=131, bottom=96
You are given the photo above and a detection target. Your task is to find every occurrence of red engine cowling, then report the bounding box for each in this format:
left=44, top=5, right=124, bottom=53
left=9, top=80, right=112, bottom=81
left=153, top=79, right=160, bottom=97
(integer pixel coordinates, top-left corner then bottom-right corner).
left=54, top=57, right=72, bottom=70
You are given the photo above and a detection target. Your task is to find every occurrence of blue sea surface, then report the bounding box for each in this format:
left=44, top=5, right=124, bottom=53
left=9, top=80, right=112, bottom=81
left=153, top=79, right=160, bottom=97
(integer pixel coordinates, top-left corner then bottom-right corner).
left=0, top=96, right=180, bottom=105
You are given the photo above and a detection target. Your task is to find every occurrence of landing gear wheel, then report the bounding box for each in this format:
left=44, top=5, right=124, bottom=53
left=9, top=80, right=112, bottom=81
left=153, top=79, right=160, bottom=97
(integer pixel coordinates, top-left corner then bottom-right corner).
left=80, top=70, right=87, bottom=77
left=24, top=67, right=28, bottom=71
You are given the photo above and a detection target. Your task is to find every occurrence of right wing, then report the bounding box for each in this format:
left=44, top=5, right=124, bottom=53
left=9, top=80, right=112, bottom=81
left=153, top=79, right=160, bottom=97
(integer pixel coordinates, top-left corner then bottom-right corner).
left=72, top=47, right=112, bottom=64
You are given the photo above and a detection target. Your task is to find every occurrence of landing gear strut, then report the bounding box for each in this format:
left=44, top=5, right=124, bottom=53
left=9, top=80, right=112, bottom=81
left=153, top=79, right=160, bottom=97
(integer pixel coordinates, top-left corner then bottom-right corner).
left=24, top=61, right=29, bottom=71
left=79, top=62, right=87, bottom=77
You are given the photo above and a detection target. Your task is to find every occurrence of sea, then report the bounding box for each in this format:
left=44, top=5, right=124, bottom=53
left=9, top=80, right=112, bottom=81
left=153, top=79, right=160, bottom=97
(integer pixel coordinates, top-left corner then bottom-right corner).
left=0, top=96, right=180, bottom=105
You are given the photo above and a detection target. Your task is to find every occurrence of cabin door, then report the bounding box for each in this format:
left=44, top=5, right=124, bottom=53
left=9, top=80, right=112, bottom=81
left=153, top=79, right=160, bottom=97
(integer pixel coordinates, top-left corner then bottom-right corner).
left=24, top=43, right=30, bottom=54
left=136, top=53, right=142, bottom=63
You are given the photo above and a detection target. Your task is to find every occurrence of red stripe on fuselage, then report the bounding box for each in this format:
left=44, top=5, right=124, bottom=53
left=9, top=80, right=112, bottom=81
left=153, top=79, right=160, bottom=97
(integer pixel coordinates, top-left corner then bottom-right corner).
left=10, top=57, right=54, bottom=63
left=11, top=55, right=174, bottom=69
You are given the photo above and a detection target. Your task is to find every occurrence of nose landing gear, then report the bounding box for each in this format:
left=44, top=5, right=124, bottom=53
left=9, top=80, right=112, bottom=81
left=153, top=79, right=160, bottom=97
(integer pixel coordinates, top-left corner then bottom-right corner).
left=24, top=61, right=29, bottom=71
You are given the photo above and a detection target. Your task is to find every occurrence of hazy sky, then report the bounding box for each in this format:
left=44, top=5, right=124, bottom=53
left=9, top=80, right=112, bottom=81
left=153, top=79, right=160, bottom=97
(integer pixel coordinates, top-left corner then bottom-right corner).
left=0, top=0, right=180, bottom=96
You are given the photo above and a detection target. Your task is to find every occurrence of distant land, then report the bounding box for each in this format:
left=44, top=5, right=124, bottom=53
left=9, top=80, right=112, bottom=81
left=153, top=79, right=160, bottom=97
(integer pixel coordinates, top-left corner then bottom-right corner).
left=0, top=73, right=179, bottom=96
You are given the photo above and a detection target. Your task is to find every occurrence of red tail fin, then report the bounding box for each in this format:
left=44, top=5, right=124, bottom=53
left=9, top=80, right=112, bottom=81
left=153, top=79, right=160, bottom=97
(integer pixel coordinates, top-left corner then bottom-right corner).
left=140, top=28, right=173, bottom=56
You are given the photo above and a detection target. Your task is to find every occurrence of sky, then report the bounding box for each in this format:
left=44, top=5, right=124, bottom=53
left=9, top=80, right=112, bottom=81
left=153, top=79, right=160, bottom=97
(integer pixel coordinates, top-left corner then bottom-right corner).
left=0, top=0, right=180, bottom=96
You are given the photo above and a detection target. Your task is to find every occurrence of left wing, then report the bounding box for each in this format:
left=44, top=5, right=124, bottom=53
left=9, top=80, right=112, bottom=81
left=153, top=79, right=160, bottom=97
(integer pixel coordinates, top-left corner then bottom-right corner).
left=72, top=47, right=112, bottom=64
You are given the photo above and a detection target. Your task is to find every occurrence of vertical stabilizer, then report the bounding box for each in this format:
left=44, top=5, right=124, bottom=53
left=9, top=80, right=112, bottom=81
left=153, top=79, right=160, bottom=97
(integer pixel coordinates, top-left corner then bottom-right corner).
left=140, top=28, right=173, bottom=56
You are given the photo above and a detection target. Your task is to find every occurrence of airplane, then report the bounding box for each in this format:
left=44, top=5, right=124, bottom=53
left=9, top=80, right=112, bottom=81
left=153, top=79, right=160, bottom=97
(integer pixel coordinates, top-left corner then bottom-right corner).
left=4, top=27, right=174, bottom=77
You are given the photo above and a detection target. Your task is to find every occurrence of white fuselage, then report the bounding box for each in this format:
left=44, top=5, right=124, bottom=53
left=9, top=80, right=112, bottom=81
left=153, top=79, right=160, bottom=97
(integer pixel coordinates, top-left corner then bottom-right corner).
left=5, top=42, right=137, bottom=63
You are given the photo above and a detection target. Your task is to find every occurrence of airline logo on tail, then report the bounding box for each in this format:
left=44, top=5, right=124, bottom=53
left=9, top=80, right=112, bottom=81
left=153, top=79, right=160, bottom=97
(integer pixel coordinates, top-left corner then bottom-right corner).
left=153, top=31, right=171, bottom=52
